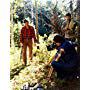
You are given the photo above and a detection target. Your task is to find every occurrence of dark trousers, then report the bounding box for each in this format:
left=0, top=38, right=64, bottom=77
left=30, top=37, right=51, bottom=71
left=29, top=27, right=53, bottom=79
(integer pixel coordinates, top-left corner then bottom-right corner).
left=51, top=60, right=78, bottom=79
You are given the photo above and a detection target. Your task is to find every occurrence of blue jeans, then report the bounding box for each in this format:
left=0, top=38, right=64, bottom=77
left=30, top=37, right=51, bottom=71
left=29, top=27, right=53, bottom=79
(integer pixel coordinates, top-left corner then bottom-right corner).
left=51, top=60, right=78, bottom=79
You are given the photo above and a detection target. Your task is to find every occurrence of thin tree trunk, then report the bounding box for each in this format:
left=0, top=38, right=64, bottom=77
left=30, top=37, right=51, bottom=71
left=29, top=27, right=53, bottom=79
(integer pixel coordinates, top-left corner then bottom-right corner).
left=35, top=0, right=39, bottom=42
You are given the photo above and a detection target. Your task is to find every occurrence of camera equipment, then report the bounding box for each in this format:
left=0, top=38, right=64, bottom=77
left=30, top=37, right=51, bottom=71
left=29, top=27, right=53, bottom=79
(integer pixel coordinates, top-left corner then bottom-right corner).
left=21, top=82, right=43, bottom=90
left=46, top=43, right=56, bottom=51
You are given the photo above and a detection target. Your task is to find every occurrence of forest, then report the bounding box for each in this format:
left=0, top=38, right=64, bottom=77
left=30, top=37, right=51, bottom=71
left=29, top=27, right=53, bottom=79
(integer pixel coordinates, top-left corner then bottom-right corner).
left=10, top=0, right=80, bottom=90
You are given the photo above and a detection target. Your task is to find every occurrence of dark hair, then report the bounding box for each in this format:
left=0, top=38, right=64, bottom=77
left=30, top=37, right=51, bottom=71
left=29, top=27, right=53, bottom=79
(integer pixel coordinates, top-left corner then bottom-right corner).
left=65, top=13, right=71, bottom=18
left=53, top=35, right=65, bottom=43
left=24, top=19, right=28, bottom=23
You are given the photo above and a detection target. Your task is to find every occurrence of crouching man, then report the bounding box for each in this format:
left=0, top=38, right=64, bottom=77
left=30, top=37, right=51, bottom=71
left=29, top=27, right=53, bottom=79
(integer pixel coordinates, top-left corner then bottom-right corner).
left=47, top=35, right=79, bottom=80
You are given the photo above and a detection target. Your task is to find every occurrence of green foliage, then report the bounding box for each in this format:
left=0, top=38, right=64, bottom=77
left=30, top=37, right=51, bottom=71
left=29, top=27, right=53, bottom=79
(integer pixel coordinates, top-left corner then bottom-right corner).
left=10, top=0, right=80, bottom=89
left=10, top=35, right=57, bottom=89
left=14, top=28, right=20, bottom=47
left=10, top=0, right=80, bottom=48
left=10, top=35, right=79, bottom=89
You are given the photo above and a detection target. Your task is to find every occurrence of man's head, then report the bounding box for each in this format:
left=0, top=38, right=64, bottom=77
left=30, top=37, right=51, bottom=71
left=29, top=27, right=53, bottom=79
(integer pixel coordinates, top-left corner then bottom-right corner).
left=64, top=13, right=71, bottom=20
left=24, top=19, right=29, bottom=26
left=53, top=35, right=65, bottom=47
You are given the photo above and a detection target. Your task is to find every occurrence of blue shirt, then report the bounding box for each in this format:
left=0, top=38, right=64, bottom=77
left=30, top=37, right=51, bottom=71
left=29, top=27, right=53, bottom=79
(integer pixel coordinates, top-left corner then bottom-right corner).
left=55, top=40, right=78, bottom=66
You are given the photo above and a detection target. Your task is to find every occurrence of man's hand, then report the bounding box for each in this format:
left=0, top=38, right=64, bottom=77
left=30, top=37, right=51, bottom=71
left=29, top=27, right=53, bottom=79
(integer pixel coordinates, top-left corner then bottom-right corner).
left=45, top=64, right=50, bottom=69
left=34, top=39, right=39, bottom=43
left=20, top=43, right=23, bottom=47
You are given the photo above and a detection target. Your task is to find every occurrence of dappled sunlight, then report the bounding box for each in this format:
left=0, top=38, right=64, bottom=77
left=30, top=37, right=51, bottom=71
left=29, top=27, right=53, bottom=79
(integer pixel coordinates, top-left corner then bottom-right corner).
left=10, top=35, right=56, bottom=89
left=10, top=0, right=80, bottom=89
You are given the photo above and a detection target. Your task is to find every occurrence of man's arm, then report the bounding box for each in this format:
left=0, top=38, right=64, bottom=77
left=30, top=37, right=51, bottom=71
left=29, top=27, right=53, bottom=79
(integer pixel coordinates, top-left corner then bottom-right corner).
left=20, top=28, right=23, bottom=45
left=47, top=54, right=56, bottom=65
left=55, top=48, right=64, bottom=62
left=46, top=48, right=65, bottom=80
left=47, top=48, right=64, bottom=65
left=31, top=27, right=37, bottom=43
